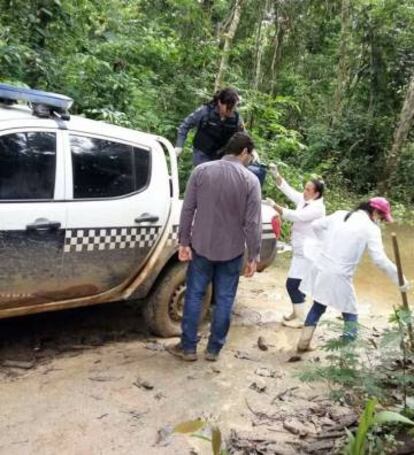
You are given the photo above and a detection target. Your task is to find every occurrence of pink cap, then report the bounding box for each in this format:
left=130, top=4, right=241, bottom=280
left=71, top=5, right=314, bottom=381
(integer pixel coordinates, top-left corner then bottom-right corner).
left=369, top=197, right=393, bottom=222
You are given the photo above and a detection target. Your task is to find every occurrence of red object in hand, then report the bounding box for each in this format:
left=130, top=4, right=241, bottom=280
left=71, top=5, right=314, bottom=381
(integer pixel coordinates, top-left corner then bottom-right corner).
left=271, top=216, right=282, bottom=239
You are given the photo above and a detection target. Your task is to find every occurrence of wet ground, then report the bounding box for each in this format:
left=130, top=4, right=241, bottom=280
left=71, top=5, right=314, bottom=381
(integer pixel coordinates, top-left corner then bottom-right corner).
left=0, top=224, right=412, bottom=454
left=355, top=224, right=414, bottom=316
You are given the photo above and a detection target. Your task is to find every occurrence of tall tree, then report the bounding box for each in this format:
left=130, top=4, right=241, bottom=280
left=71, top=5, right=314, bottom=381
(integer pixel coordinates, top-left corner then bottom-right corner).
left=379, top=73, right=414, bottom=193
left=251, top=0, right=271, bottom=94
left=247, top=0, right=271, bottom=128
left=331, top=0, right=352, bottom=124
left=214, top=0, right=244, bottom=91
left=269, top=0, right=291, bottom=95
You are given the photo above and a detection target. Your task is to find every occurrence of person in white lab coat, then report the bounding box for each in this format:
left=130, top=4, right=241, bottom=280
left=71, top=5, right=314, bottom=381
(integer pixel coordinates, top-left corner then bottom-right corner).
left=297, top=197, right=410, bottom=352
left=266, top=164, right=326, bottom=328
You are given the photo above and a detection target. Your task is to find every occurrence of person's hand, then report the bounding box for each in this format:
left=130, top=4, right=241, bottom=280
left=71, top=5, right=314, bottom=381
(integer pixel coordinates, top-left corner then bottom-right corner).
left=269, top=163, right=279, bottom=178
left=265, top=197, right=276, bottom=209
left=178, top=245, right=192, bottom=262
left=274, top=204, right=283, bottom=215
left=400, top=280, right=412, bottom=293
left=251, top=149, right=260, bottom=164
left=265, top=198, right=283, bottom=215
left=244, top=260, right=257, bottom=278
left=175, top=147, right=183, bottom=158
left=269, top=162, right=282, bottom=185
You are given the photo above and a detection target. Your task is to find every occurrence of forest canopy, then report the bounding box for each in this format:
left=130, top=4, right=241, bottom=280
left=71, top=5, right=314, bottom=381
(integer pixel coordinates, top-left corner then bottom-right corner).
left=1, top=0, right=413, bottom=208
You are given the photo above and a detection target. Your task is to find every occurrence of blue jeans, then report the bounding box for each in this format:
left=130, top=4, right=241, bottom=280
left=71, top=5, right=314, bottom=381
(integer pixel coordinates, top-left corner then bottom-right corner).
left=305, top=301, right=358, bottom=341
left=286, top=278, right=305, bottom=304
left=247, top=163, right=267, bottom=186
left=181, top=252, right=243, bottom=354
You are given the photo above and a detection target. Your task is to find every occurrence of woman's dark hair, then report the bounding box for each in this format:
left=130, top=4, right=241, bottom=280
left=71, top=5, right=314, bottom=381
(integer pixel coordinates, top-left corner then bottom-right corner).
left=310, top=178, right=325, bottom=199
left=344, top=201, right=375, bottom=222
left=211, top=87, right=240, bottom=109
left=223, top=132, right=254, bottom=156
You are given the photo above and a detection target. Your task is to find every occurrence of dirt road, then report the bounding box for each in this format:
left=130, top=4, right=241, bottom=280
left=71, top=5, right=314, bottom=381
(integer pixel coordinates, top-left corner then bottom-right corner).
left=0, top=245, right=409, bottom=454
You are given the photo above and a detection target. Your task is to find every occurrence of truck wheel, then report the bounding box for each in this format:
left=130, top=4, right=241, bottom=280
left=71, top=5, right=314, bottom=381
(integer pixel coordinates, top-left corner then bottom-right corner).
left=143, top=261, right=212, bottom=337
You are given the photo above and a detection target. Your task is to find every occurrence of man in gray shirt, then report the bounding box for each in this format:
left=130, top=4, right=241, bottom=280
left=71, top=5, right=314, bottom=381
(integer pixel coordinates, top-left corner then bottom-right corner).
left=167, top=132, right=262, bottom=362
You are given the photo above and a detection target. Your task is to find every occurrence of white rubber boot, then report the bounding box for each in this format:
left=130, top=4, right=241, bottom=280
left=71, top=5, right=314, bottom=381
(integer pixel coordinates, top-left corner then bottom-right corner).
left=282, top=303, right=305, bottom=328
left=297, top=326, right=316, bottom=352
left=283, top=310, right=296, bottom=322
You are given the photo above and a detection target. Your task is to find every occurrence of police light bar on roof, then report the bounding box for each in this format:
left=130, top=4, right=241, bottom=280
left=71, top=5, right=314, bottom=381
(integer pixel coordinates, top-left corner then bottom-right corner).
left=0, top=84, right=73, bottom=118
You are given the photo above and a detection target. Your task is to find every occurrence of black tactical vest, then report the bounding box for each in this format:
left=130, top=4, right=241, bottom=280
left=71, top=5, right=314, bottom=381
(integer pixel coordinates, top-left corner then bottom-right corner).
left=193, top=104, right=240, bottom=158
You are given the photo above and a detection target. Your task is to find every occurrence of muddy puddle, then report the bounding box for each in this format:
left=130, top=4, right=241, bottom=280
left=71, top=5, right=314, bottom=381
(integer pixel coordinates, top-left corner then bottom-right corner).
left=355, top=224, right=413, bottom=316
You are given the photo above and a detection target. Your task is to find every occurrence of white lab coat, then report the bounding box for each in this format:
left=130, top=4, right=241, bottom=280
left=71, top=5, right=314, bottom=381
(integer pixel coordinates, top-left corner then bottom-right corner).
left=278, top=179, right=326, bottom=279
left=300, top=210, right=399, bottom=314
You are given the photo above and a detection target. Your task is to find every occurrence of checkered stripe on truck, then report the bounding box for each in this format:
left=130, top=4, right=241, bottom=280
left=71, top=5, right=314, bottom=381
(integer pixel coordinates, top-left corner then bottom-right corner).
left=64, top=226, right=161, bottom=253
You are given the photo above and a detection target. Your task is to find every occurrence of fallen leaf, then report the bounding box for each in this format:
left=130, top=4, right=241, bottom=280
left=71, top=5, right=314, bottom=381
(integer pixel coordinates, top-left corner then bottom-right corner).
left=173, top=419, right=204, bottom=434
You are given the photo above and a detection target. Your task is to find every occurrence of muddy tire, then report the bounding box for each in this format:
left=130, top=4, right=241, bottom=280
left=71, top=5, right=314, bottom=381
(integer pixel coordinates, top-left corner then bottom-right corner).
left=143, top=261, right=212, bottom=338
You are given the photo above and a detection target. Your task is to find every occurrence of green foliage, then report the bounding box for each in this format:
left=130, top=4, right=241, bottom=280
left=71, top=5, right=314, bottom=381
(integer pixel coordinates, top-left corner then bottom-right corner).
left=299, top=307, right=414, bottom=407
left=0, top=0, right=413, bottom=209
left=344, top=398, right=377, bottom=455
left=343, top=397, right=414, bottom=455
left=299, top=323, right=388, bottom=402
left=388, top=144, right=414, bottom=208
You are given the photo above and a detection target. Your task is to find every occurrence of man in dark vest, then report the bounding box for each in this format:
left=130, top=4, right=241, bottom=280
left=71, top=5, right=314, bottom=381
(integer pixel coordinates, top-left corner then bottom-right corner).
left=175, top=87, right=244, bottom=166
left=175, top=87, right=266, bottom=184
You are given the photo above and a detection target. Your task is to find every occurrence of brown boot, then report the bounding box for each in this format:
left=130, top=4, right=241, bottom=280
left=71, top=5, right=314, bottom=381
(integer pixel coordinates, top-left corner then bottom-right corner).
left=166, top=343, right=198, bottom=361
left=205, top=350, right=219, bottom=362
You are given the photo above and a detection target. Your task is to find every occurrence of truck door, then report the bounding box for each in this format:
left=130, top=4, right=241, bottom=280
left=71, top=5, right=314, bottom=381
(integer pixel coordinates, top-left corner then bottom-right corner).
left=61, top=132, right=171, bottom=298
left=0, top=129, right=67, bottom=308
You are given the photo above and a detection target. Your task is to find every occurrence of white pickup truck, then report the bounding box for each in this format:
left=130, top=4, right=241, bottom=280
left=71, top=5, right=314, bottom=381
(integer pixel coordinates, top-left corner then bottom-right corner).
left=0, top=85, right=277, bottom=337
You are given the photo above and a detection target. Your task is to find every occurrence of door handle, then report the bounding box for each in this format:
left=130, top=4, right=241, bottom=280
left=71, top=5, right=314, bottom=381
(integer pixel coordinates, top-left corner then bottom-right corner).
left=134, top=213, right=159, bottom=224
left=26, top=219, right=61, bottom=231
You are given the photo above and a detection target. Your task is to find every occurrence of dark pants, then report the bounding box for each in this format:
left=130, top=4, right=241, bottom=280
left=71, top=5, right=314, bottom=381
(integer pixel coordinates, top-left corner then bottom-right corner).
left=193, top=149, right=211, bottom=167
left=286, top=278, right=305, bottom=304
left=181, top=252, right=243, bottom=354
left=305, top=301, right=358, bottom=341
left=246, top=163, right=267, bottom=186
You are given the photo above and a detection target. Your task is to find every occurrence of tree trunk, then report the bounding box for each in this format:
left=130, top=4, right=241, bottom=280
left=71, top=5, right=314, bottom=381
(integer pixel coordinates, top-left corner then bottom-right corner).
left=214, top=0, right=244, bottom=92
left=379, top=74, right=414, bottom=193
left=331, top=0, right=351, bottom=124
left=270, top=1, right=288, bottom=95
left=201, top=0, right=214, bottom=11
left=252, top=0, right=270, bottom=93
left=247, top=0, right=271, bottom=128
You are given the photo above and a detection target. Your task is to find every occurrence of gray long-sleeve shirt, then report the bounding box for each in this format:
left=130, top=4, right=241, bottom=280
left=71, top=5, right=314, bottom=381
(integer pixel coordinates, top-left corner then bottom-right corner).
left=179, top=155, right=262, bottom=262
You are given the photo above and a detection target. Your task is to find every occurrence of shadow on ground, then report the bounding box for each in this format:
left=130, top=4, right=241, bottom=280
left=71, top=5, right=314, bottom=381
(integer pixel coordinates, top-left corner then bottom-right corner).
left=0, top=300, right=150, bottom=367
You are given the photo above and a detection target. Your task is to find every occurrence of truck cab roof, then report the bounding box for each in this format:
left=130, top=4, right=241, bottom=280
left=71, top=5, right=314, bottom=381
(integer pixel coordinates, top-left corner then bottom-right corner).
left=0, top=103, right=162, bottom=151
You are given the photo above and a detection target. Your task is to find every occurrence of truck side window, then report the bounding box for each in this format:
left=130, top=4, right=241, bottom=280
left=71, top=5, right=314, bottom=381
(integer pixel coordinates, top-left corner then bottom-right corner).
left=0, top=132, right=56, bottom=200
left=70, top=135, right=150, bottom=199
left=133, top=145, right=151, bottom=192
